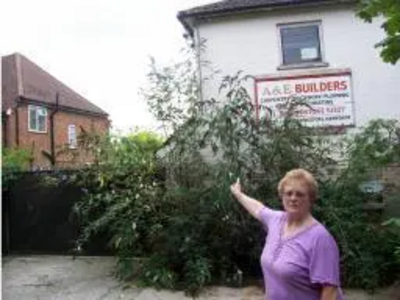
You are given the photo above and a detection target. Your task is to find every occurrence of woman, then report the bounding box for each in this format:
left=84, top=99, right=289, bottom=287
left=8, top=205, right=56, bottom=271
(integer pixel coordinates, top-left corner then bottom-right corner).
left=230, top=169, right=344, bottom=300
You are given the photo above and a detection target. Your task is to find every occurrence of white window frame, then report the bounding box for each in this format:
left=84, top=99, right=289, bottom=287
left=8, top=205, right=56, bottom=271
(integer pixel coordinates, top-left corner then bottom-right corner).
left=68, top=124, right=77, bottom=149
left=28, top=105, right=48, bottom=133
left=277, top=20, right=328, bottom=70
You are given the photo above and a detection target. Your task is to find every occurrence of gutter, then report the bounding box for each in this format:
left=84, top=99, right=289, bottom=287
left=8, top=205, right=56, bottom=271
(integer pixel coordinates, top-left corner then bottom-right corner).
left=178, top=0, right=357, bottom=36
left=177, top=13, right=194, bottom=37
left=18, top=96, right=109, bottom=119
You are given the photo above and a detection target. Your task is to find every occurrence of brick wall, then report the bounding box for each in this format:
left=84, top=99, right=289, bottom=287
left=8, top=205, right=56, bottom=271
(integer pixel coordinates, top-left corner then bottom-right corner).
left=17, top=105, right=52, bottom=168
left=53, top=109, right=109, bottom=168
left=6, top=104, right=109, bottom=169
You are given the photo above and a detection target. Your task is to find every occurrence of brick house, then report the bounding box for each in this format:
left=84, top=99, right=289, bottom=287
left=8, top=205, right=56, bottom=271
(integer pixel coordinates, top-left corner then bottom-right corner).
left=2, top=53, right=110, bottom=169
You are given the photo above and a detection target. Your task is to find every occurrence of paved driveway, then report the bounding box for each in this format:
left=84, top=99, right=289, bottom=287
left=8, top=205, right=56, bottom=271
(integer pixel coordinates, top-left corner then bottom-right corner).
left=2, top=255, right=398, bottom=300
left=2, top=255, right=264, bottom=300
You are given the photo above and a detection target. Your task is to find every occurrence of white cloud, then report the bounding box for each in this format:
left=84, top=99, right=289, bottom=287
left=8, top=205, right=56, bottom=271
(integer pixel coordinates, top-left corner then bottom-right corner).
left=1, top=0, right=215, bottom=133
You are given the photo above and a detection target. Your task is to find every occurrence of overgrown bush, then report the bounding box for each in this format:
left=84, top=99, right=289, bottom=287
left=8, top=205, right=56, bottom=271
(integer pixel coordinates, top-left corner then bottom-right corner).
left=2, top=147, right=32, bottom=188
left=336, top=119, right=400, bottom=289
left=74, top=48, right=399, bottom=295
left=73, top=130, right=166, bottom=270
left=148, top=74, right=399, bottom=293
left=383, top=218, right=400, bottom=263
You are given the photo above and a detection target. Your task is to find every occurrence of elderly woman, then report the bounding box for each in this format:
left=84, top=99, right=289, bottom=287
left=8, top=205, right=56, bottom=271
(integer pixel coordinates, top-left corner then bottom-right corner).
left=230, top=169, right=343, bottom=300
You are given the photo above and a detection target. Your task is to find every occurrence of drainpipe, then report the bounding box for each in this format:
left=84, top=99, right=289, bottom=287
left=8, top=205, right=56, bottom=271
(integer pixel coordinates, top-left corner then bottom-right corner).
left=49, top=93, right=59, bottom=167
left=195, top=24, right=204, bottom=107
left=2, top=112, right=8, bottom=148
left=15, top=103, right=19, bottom=147
left=15, top=54, right=23, bottom=148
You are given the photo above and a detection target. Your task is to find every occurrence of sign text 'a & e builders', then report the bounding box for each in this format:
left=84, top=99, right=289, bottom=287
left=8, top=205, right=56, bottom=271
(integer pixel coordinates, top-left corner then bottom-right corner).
left=255, top=72, right=354, bottom=127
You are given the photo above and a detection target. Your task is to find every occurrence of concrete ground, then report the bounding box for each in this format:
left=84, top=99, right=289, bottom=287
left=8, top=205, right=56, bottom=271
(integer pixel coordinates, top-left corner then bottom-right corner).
left=2, top=255, right=399, bottom=300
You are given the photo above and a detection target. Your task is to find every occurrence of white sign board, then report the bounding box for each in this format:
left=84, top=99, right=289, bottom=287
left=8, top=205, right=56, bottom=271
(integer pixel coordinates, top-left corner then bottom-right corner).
left=255, top=72, right=355, bottom=127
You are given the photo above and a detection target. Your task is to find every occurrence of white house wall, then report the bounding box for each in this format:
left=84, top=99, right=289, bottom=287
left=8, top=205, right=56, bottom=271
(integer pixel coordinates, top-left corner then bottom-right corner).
left=196, top=4, right=400, bottom=127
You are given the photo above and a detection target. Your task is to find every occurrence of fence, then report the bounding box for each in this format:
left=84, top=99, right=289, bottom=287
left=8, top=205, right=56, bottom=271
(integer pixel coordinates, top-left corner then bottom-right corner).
left=2, top=170, right=109, bottom=255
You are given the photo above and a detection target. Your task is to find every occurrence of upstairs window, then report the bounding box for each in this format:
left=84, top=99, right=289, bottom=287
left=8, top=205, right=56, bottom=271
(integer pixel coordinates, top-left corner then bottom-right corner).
left=28, top=105, right=47, bottom=133
left=68, top=124, right=77, bottom=149
left=279, top=22, right=324, bottom=66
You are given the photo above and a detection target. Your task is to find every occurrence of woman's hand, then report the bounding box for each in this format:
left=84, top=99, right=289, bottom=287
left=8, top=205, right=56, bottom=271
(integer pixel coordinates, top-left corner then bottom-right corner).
left=321, top=286, right=338, bottom=300
left=230, top=178, right=264, bottom=221
left=230, top=178, right=242, bottom=196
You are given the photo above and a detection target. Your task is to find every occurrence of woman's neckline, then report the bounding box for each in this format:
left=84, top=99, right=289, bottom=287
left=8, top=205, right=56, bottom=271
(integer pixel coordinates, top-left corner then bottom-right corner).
left=280, top=213, right=320, bottom=241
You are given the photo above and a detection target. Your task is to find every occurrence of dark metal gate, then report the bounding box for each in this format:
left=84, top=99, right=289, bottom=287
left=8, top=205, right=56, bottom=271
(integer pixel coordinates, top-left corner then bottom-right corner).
left=3, top=171, right=81, bottom=254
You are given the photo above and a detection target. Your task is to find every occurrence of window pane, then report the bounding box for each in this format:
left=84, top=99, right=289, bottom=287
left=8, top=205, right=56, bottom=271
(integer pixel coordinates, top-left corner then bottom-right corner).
left=37, top=107, right=47, bottom=117
left=29, top=107, right=37, bottom=130
left=29, top=106, right=47, bottom=131
left=68, top=125, right=77, bottom=147
left=281, top=25, right=321, bottom=65
left=38, top=115, right=46, bottom=132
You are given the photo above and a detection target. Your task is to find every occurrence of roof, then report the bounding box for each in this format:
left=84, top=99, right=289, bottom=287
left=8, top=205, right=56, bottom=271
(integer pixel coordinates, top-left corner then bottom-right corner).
left=1, top=53, right=108, bottom=116
left=178, top=0, right=354, bottom=34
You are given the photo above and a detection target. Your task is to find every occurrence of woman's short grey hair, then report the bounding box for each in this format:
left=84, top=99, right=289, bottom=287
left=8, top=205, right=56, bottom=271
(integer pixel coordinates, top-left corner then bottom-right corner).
left=278, top=168, right=318, bottom=202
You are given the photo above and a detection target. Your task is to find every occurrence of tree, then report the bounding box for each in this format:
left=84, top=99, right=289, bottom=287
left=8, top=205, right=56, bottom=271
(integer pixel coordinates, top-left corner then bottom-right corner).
left=140, top=46, right=200, bottom=137
left=358, top=0, right=400, bottom=64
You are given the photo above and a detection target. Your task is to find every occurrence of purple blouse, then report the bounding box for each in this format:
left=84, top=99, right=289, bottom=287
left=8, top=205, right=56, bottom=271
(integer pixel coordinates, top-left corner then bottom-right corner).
left=259, top=207, right=344, bottom=300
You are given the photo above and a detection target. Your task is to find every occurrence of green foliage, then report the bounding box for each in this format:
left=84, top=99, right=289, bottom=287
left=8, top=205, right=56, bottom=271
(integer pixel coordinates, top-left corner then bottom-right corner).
left=73, top=130, right=165, bottom=261
left=2, top=147, right=32, bottom=188
left=326, top=119, right=400, bottom=289
left=382, top=218, right=400, bottom=263
left=75, top=50, right=399, bottom=295
left=358, top=0, right=400, bottom=64
left=138, top=256, right=178, bottom=290
left=152, top=72, right=399, bottom=292
left=2, top=147, right=32, bottom=171
left=315, top=179, right=398, bottom=290
left=140, top=44, right=200, bottom=136
left=346, top=119, right=400, bottom=171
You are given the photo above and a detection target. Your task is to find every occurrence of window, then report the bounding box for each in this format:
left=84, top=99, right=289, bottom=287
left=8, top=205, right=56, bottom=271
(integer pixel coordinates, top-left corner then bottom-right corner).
left=68, top=124, right=77, bottom=149
left=28, top=105, right=47, bottom=132
left=279, top=22, right=324, bottom=67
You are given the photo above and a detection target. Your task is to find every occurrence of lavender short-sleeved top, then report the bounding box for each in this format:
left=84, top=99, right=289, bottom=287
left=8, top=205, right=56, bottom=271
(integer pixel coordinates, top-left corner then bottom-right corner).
left=259, top=207, right=344, bottom=300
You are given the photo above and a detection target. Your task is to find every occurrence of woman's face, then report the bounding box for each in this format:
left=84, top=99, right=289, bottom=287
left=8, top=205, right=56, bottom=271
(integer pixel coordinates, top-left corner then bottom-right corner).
left=281, top=180, right=312, bottom=217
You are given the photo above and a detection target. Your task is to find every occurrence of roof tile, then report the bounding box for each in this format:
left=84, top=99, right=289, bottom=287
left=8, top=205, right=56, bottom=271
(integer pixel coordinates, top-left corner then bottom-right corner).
left=2, top=53, right=108, bottom=116
left=179, top=0, right=348, bottom=17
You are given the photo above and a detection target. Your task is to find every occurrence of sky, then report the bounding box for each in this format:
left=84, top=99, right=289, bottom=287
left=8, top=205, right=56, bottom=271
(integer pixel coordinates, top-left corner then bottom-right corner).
left=1, top=0, right=215, bottom=134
